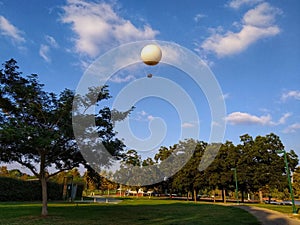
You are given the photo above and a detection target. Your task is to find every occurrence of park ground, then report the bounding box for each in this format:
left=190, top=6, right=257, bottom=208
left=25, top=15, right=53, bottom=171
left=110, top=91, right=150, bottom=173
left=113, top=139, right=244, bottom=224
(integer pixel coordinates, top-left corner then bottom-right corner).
left=1, top=198, right=300, bottom=225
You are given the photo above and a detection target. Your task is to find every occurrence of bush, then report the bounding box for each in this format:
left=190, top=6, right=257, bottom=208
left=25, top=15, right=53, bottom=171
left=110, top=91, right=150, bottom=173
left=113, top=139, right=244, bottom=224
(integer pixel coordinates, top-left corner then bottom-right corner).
left=0, top=177, right=63, bottom=201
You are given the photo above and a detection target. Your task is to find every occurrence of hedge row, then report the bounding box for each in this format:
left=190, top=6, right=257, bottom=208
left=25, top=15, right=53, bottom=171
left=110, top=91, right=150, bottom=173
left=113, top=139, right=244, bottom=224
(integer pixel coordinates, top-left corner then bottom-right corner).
left=0, top=177, right=83, bottom=201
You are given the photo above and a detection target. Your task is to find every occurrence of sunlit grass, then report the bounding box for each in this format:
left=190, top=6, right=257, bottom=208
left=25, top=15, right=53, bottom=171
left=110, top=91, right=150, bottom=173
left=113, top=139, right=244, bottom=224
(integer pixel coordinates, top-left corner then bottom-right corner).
left=249, top=203, right=300, bottom=218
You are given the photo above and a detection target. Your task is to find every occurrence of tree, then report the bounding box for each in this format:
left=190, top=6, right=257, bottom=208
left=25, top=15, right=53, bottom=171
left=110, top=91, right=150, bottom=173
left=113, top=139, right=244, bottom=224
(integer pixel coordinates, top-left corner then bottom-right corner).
left=171, top=139, right=208, bottom=202
left=154, top=146, right=175, bottom=163
left=83, top=166, right=103, bottom=191
left=0, top=59, right=127, bottom=215
left=123, top=149, right=141, bottom=166
left=249, top=134, right=287, bottom=192
left=292, top=167, right=300, bottom=197
left=113, top=149, right=142, bottom=194
left=50, top=168, right=83, bottom=184
left=235, top=133, right=298, bottom=202
left=0, top=166, right=9, bottom=177
left=205, top=141, right=238, bottom=203
left=202, top=133, right=298, bottom=203
left=98, top=172, right=117, bottom=195
left=152, top=145, right=177, bottom=195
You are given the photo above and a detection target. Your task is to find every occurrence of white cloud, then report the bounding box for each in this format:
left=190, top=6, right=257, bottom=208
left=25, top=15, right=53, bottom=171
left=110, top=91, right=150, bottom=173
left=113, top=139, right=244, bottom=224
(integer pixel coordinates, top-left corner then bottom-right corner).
left=243, top=3, right=282, bottom=27
left=147, top=115, right=154, bottom=121
left=222, top=93, right=230, bottom=100
left=0, top=16, right=25, bottom=43
left=61, top=0, right=158, bottom=57
left=277, top=113, right=291, bottom=125
left=226, top=112, right=291, bottom=126
left=194, top=14, right=206, bottom=22
left=283, top=123, right=300, bottom=134
left=281, top=90, right=300, bottom=101
left=201, top=3, right=281, bottom=57
left=140, top=111, right=147, bottom=116
left=39, top=44, right=51, bottom=62
left=227, top=0, right=263, bottom=9
left=133, top=110, right=154, bottom=122
left=226, top=112, right=271, bottom=125
left=181, top=122, right=196, bottom=128
left=45, top=35, right=58, bottom=48
left=161, top=44, right=181, bottom=63
left=212, top=121, right=221, bottom=127
left=39, top=36, right=59, bottom=62
left=109, top=74, right=135, bottom=83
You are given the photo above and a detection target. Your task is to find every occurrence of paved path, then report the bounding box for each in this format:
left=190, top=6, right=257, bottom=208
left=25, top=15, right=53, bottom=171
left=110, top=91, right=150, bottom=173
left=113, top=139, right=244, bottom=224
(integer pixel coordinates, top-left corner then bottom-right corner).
left=237, top=205, right=300, bottom=225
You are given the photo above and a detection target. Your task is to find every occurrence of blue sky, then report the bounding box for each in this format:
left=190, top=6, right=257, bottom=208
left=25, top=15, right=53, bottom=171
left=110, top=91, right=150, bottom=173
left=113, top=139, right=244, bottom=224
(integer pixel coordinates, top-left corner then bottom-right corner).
left=0, top=0, right=300, bottom=164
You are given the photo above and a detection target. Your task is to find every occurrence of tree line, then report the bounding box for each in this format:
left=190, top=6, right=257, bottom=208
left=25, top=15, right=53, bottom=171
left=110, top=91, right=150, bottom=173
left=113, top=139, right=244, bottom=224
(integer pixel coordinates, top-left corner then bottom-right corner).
left=96, top=134, right=297, bottom=203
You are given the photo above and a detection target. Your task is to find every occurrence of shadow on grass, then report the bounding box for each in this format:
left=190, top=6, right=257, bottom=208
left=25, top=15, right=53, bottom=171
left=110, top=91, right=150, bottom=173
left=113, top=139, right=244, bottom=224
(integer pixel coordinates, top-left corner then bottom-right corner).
left=0, top=200, right=260, bottom=225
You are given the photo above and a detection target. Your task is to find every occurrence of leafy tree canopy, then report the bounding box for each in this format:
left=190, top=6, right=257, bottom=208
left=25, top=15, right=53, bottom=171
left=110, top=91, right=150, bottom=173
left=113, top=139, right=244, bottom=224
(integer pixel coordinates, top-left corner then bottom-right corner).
left=0, top=59, right=129, bottom=215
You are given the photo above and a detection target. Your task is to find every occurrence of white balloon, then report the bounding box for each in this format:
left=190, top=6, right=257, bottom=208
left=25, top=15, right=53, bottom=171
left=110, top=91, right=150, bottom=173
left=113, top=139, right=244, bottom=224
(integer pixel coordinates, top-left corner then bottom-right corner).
left=141, top=44, right=162, bottom=66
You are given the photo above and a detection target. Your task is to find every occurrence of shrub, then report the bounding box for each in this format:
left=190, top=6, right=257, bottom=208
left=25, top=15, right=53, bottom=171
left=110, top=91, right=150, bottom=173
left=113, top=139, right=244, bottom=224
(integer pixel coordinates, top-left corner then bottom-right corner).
left=0, top=177, right=63, bottom=201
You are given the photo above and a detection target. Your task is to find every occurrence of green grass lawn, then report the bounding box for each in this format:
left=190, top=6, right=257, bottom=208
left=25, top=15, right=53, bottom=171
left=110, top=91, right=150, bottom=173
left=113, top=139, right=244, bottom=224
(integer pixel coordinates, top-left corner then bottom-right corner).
left=249, top=203, right=293, bottom=213
left=0, top=198, right=260, bottom=225
left=249, top=203, right=300, bottom=218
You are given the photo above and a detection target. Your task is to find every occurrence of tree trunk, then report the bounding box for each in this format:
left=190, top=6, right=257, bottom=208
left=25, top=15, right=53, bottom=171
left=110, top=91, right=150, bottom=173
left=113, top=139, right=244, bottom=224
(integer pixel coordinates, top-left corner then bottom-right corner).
left=259, top=190, right=263, bottom=203
left=193, top=188, right=197, bottom=203
left=41, top=176, right=48, bottom=216
left=40, top=153, right=48, bottom=216
left=241, top=191, right=245, bottom=203
left=135, top=187, right=139, bottom=198
left=223, top=188, right=226, bottom=203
